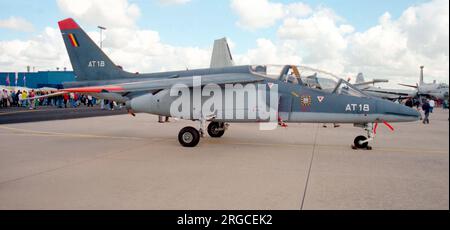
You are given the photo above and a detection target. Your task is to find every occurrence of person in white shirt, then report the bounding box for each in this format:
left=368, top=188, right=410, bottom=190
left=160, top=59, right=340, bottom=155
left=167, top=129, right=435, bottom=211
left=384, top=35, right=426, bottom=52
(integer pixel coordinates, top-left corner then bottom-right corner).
left=429, top=99, right=435, bottom=113
left=1, top=89, right=8, bottom=108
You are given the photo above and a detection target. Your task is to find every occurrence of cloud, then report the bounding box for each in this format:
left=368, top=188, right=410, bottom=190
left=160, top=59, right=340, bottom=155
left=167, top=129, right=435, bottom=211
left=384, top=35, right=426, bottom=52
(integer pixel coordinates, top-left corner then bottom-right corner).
left=285, top=2, right=313, bottom=18
left=235, top=38, right=302, bottom=65
left=233, top=0, right=449, bottom=86
left=278, top=8, right=353, bottom=62
left=57, top=0, right=141, bottom=28
left=55, top=0, right=210, bottom=72
left=345, top=0, right=449, bottom=84
left=157, top=0, right=191, bottom=5
left=0, top=17, right=34, bottom=32
left=0, top=27, right=70, bottom=72
left=0, top=0, right=211, bottom=73
left=230, top=0, right=312, bottom=30
left=230, top=0, right=285, bottom=30
left=101, top=27, right=210, bottom=73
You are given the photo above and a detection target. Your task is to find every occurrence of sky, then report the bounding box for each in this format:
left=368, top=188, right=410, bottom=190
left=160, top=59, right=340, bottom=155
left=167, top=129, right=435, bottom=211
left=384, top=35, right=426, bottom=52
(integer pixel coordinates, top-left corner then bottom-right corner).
left=0, top=0, right=448, bottom=88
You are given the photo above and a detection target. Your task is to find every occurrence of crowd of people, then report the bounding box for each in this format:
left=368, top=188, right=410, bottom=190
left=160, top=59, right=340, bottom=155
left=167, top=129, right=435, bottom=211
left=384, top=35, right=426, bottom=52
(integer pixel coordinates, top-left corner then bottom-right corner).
left=0, top=88, right=121, bottom=111
left=403, top=97, right=449, bottom=124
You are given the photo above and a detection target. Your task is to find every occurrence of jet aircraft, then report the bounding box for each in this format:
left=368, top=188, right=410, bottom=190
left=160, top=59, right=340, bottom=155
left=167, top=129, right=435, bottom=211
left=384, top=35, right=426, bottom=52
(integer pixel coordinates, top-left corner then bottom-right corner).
left=30, top=18, right=421, bottom=149
left=399, top=66, right=449, bottom=100
left=354, top=73, right=416, bottom=100
left=355, top=69, right=449, bottom=101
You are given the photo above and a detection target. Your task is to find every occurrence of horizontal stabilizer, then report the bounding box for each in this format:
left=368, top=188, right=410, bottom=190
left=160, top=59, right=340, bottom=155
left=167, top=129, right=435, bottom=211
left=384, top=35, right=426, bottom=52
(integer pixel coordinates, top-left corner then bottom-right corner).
left=398, top=83, right=418, bottom=88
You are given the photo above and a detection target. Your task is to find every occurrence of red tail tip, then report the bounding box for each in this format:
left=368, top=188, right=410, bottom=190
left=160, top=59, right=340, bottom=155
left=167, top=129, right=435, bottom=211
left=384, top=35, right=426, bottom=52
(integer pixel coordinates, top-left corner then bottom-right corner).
left=58, top=18, right=80, bottom=30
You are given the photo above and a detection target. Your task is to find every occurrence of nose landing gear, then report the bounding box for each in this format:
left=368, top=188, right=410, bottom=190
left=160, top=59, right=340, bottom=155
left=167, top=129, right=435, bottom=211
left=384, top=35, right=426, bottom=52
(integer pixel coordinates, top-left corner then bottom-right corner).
left=352, top=135, right=372, bottom=150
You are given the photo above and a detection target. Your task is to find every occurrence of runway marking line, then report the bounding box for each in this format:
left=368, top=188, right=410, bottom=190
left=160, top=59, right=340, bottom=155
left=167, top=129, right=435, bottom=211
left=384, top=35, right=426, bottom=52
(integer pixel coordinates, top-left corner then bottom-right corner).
left=300, top=124, right=320, bottom=210
left=0, top=126, right=146, bottom=141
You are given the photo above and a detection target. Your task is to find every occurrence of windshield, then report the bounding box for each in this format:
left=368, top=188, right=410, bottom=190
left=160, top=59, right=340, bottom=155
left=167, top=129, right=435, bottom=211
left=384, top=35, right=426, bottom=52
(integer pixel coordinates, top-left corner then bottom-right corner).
left=251, top=65, right=368, bottom=97
left=332, top=79, right=368, bottom=97
left=250, top=65, right=369, bottom=97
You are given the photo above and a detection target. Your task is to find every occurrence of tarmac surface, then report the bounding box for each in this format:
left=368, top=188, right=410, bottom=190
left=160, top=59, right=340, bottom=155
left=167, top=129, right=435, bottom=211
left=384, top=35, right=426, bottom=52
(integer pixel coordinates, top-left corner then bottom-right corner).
left=0, top=108, right=448, bottom=210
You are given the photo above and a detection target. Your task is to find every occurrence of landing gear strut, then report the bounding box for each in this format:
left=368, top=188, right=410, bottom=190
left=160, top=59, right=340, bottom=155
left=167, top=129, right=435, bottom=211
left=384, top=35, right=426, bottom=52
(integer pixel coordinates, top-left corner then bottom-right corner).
left=352, top=123, right=374, bottom=150
left=178, top=114, right=228, bottom=147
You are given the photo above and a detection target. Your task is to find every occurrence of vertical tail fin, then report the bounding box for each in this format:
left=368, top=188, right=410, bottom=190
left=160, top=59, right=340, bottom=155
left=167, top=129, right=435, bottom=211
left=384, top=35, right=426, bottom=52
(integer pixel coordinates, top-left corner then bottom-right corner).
left=419, top=66, right=424, bottom=85
left=58, top=18, right=129, bottom=81
left=355, top=73, right=365, bottom=84
left=210, top=37, right=235, bottom=68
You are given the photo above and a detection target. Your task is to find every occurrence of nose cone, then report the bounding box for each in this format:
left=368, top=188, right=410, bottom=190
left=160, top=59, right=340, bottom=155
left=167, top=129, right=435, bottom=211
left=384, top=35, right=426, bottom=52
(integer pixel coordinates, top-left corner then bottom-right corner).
left=377, top=100, right=421, bottom=122
left=398, top=104, right=421, bottom=121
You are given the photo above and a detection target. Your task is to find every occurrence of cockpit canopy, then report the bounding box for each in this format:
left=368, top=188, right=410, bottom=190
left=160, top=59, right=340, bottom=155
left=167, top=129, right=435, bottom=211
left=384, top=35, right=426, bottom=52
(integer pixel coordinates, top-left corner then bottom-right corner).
left=250, top=65, right=369, bottom=98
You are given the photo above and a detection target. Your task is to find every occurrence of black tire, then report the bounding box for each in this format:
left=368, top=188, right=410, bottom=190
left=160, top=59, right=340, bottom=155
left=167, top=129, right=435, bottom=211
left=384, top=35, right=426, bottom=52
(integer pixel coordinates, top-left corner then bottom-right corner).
left=207, top=122, right=225, bottom=138
left=354, top=135, right=368, bottom=149
left=178, top=126, right=200, bottom=147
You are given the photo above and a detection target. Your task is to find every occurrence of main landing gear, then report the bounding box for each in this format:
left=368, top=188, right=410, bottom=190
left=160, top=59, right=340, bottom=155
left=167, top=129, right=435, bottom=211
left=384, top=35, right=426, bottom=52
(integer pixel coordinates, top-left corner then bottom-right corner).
left=207, top=122, right=226, bottom=138
left=352, top=123, right=374, bottom=150
left=178, top=121, right=228, bottom=147
left=178, top=127, right=200, bottom=147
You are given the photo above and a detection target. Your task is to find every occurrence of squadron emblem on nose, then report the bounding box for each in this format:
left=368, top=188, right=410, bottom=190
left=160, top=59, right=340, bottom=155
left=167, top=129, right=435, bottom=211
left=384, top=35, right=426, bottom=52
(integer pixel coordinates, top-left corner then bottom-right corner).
left=300, top=95, right=312, bottom=106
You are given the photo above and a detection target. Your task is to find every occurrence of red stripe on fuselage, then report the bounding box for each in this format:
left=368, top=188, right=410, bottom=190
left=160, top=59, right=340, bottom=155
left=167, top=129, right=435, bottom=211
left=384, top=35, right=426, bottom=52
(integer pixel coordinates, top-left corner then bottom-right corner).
left=62, top=86, right=124, bottom=93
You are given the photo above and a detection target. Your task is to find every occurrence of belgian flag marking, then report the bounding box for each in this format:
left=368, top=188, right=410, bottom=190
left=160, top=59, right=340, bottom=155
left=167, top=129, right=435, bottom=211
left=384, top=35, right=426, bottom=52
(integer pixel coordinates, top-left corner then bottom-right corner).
left=68, top=33, right=79, bottom=47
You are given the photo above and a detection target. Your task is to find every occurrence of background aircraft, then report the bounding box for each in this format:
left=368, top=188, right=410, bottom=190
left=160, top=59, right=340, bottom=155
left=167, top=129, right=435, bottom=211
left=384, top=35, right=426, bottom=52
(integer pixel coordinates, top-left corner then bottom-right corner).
left=355, top=67, right=449, bottom=101
left=354, top=73, right=415, bottom=100
left=31, top=18, right=420, bottom=149
left=399, top=66, right=449, bottom=100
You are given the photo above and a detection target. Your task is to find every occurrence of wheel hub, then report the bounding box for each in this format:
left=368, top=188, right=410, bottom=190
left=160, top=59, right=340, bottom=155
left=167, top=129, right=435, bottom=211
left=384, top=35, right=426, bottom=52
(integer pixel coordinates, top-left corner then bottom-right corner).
left=211, top=127, right=219, bottom=135
left=182, top=132, right=193, bottom=143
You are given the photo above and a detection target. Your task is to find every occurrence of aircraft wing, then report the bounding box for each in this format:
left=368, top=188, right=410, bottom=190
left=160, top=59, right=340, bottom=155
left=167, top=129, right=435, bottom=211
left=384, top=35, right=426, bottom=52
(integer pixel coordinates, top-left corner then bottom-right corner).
left=363, top=89, right=412, bottom=96
left=398, top=83, right=418, bottom=88
left=362, top=88, right=416, bottom=100
left=353, top=79, right=389, bottom=87
left=25, top=73, right=264, bottom=99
